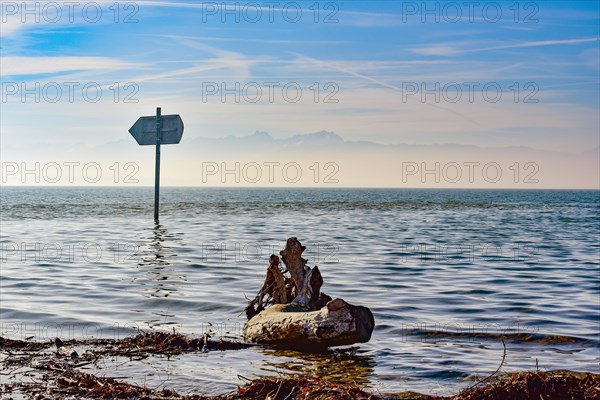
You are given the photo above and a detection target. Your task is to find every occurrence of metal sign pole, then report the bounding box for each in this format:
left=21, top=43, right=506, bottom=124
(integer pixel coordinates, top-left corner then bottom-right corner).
left=154, top=107, right=162, bottom=222
left=129, top=109, right=183, bottom=222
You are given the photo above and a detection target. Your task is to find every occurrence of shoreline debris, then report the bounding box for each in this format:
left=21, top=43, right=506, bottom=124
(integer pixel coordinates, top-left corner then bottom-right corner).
left=1, top=334, right=598, bottom=399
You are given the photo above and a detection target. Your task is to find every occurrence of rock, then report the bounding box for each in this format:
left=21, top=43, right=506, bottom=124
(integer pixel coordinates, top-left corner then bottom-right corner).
left=243, top=299, right=375, bottom=348
left=55, top=337, right=78, bottom=358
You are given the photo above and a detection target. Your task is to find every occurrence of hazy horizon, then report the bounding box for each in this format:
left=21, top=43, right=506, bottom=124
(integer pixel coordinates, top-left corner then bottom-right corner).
left=3, top=129, right=598, bottom=188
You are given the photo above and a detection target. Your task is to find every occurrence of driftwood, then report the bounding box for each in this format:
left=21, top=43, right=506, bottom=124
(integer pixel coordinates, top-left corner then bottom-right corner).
left=244, top=238, right=375, bottom=348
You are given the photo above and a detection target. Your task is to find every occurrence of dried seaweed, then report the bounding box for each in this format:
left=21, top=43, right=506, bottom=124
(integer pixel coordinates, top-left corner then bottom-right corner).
left=1, top=333, right=598, bottom=400
left=452, top=371, right=600, bottom=400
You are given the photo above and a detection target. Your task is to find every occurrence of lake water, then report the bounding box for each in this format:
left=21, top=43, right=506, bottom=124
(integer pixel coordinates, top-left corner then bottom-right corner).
left=1, top=187, right=598, bottom=396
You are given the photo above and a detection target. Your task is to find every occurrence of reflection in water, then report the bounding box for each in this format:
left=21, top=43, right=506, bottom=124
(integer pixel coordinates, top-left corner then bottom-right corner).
left=261, top=347, right=376, bottom=388
left=131, top=223, right=189, bottom=328
left=140, top=223, right=174, bottom=268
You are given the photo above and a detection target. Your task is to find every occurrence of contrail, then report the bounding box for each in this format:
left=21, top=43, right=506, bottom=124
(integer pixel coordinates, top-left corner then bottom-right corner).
left=290, top=52, right=481, bottom=126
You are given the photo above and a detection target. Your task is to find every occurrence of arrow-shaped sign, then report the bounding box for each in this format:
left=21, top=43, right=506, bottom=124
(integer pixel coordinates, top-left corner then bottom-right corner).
left=129, top=108, right=184, bottom=222
left=129, top=114, right=184, bottom=145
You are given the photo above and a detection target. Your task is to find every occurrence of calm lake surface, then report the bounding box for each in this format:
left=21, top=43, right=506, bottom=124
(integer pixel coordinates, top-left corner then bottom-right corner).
left=1, top=187, right=598, bottom=395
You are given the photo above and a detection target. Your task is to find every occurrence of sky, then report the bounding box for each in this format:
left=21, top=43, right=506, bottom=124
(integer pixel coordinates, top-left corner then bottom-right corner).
left=0, top=0, right=599, bottom=188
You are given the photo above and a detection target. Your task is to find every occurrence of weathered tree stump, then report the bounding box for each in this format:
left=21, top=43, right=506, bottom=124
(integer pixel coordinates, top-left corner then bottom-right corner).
left=244, top=238, right=375, bottom=348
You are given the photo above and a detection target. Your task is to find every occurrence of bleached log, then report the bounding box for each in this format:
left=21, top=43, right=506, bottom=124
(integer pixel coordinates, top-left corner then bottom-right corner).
left=245, top=238, right=331, bottom=319
left=245, top=255, right=291, bottom=320
left=279, top=237, right=325, bottom=308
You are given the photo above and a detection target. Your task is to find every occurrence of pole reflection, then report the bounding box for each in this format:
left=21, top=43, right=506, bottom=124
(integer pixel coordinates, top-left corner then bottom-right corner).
left=138, top=223, right=188, bottom=297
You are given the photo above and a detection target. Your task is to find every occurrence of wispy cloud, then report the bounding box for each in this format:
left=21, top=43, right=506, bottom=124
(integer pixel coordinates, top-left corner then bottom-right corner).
left=480, top=37, right=600, bottom=51
left=409, top=45, right=464, bottom=57
left=0, top=56, right=140, bottom=76
left=410, top=37, right=599, bottom=56
left=0, top=0, right=132, bottom=37
left=290, top=52, right=482, bottom=126
left=158, top=35, right=263, bottom=80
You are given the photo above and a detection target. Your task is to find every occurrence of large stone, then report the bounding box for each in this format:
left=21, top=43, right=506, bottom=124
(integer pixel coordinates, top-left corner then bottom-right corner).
left=243, top=298, right=375, bottom=348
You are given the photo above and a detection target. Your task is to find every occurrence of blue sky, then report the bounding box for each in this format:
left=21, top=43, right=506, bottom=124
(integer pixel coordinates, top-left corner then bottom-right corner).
left=1, top=1, right=598, bottom=187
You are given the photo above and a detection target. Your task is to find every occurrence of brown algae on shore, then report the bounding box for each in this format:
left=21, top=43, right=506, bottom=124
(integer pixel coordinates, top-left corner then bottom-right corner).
left=2, top=333, right=599, bottom=399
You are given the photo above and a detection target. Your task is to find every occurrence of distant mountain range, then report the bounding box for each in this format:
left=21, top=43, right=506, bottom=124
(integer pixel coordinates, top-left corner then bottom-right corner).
left=3, top=130, right=598, bottom=188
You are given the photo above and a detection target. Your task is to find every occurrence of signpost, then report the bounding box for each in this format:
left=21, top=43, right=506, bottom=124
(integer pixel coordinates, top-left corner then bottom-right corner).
left=129, top=108, right=184, bottom=221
